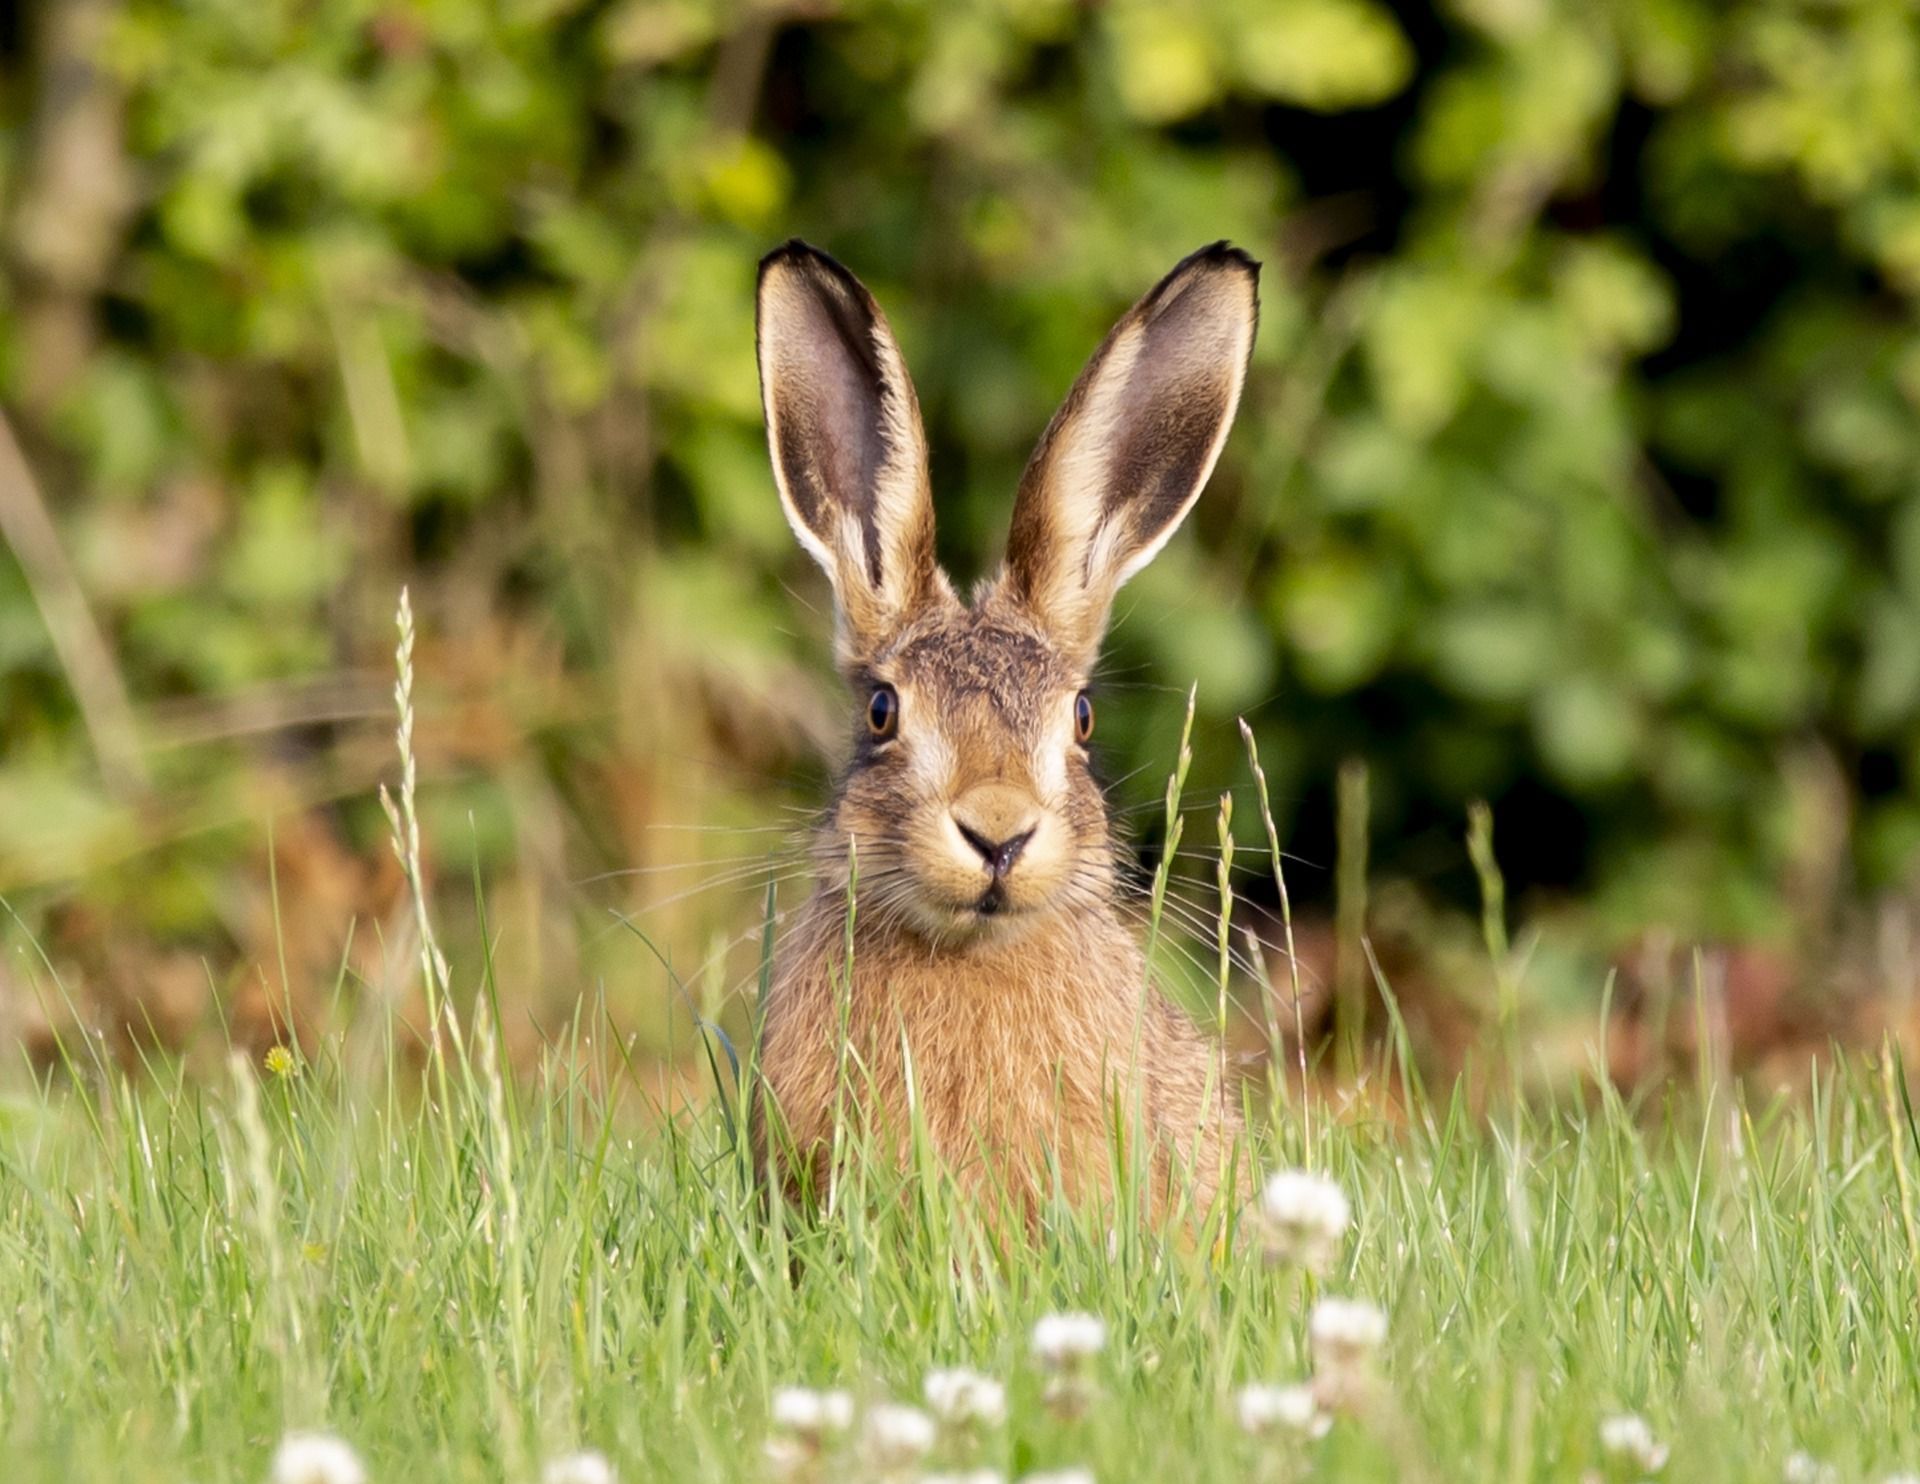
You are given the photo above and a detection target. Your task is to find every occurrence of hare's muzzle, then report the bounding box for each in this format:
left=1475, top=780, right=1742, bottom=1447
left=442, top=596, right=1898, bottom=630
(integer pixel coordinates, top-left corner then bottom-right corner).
left=937, top=781, right=1050, bottom=918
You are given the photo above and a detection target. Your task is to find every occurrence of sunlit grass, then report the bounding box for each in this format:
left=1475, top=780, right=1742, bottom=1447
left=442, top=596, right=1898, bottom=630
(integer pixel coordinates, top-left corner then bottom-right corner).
left=4, top=980, right=1920, bottom=1482
left=4, top=598, right=1920, bottom=1483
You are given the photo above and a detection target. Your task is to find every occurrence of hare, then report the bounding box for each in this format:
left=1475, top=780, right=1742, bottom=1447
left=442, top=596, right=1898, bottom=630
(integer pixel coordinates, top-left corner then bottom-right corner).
left=750, top=240, right=1259, bottom=1223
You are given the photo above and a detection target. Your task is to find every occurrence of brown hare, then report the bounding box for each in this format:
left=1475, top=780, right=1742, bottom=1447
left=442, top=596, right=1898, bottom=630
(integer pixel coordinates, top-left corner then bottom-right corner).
left=750, top=240, right=1259, bottom=1224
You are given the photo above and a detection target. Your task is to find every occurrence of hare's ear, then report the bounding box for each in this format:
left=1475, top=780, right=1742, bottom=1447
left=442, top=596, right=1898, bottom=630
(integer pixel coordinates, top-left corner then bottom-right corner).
left=757, top=240, right=944, bottom=665
left=1003, top=243, right=1258, bottom=665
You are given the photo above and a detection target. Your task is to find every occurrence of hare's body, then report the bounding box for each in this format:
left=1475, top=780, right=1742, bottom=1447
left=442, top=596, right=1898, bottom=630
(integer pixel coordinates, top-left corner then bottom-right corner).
left=755, top=584, right=1235, bottom=1216
left=760, top=888, right=1230, bottom=1214
left=749, top=239, right=1259, bottom=1221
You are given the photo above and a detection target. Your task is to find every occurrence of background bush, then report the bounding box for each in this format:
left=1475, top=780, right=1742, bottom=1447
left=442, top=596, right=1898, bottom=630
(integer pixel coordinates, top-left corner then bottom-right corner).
left=5, top=0, right=1920, bottom=1051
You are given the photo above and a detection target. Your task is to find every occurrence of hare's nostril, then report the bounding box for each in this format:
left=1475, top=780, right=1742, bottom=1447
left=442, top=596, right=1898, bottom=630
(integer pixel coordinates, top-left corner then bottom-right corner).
left=994, top=827, right=1035, bottom=876
left=954, top=820, right=995, bottom=862
left=954, top=819, right=1035, bottom=879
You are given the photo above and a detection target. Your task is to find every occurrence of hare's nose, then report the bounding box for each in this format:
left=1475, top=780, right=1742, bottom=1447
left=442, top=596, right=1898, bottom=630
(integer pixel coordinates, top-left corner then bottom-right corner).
left=951, top=782, right=1039, bottom=877
left=955, top=819, right=1035, bottom=879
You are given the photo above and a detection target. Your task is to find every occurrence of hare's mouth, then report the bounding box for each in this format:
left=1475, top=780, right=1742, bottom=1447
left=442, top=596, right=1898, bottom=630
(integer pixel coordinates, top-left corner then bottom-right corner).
left=898, top=881, right=1047, bottom=949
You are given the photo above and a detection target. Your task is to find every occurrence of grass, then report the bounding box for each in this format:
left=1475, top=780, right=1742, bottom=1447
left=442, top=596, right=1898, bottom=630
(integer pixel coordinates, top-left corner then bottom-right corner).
left=4, top=599, right=1920, bottom=1483
left=5, top=1003, right=1920, bottom=1482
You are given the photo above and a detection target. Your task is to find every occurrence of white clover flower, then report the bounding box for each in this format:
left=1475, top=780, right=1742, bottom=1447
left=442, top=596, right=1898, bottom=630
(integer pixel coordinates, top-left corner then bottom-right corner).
left=1598, top=1414, right=1669, bottom=1474
left=1030, top=1313, right=1107, bottom=1370
left=1017, top=1472, right=1095, bottom=1484
left=542, top=1452, right=615, bottom=1484
left=763, top=1435, right=810, bottom=1482
left=1256, top=1170, right=1351, bottom=1273
left=269, top=1433, right=367, bottom=1484
left=1236, top=1382, right=1331, bottom=1441
left=1306, top=1297, right=1387, bottom=1372
left=863, top=1403, right=937, bottom=1469
left=923, top=1367, right=1008, bottom=1427
left=771, top=1386, right=856, bottom=1439
left=1784, top=1453, right=1837, bottom=1484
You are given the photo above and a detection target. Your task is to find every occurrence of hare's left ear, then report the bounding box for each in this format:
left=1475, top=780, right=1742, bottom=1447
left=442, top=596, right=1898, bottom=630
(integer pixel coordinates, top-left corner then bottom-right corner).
left=1003, top=243, right=1259, bottom=666
left=757, top=240, right=946, bottom=667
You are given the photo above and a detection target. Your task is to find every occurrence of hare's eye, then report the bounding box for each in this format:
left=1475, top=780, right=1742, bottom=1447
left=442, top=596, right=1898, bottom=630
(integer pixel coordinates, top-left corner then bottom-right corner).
left=867, top=684, right=900, bottom=740
left=1073, top=690, right=1094, bottom=745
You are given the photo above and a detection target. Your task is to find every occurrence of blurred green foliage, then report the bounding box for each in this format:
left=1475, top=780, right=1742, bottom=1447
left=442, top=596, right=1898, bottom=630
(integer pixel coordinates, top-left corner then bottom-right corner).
left=5, top=0, right=1920, bottom=1026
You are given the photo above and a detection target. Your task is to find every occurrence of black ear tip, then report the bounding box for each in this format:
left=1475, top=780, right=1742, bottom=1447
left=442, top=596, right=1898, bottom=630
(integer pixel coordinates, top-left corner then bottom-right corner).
left=759, top=237, right=864, bottom=287
left=759, top=238, right=820, bottom=277
left=1193, top=240, right=1262, bottom=278
left=1136, top=241, right=1261, bottom=317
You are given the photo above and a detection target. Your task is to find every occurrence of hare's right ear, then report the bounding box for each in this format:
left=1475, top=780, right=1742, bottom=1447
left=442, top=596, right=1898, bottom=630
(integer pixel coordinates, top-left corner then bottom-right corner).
left=757, top=240, right=945, bottom=666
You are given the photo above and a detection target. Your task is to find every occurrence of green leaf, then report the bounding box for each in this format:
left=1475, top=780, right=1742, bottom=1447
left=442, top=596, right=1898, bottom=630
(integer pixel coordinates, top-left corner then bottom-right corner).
left=1273, top=548, right=1399, bottom=692
left=1428, top=605, right=1553, bottom=705
left=1105, top=3, right=1220, bottom=123
left=1231, top=0, right=1413, bottom=112
left=1532, top=674, right=1643, bottom=787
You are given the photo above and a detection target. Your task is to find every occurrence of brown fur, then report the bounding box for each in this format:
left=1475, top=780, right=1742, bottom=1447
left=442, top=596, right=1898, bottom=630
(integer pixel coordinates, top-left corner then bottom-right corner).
left=751, top=241, right=1260, bottom=1225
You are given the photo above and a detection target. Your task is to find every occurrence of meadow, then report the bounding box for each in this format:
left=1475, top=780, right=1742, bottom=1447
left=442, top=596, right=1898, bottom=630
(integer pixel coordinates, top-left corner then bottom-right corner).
left=5, top=619, right=1920, bottom=1484
left=7, top=941, right=1920, bottom=1483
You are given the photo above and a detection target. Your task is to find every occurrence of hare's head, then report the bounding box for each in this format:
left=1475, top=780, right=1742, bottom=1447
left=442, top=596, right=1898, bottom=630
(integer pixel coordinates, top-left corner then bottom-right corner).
left=757, top=241, right=1258, bottom=947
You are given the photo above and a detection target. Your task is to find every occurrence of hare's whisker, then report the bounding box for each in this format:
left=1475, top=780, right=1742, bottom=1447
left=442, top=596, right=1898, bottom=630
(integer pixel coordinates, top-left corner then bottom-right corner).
left=571, top=849, right=808, bottom=887
left=606, top=865, right=816, bottom=918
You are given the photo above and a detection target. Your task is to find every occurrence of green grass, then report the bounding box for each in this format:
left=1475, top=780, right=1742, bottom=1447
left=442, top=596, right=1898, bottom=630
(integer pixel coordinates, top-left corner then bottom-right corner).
left=3, top=996, right=1920, bottom=1483
left=5, top=604, right=1919, bottom=1483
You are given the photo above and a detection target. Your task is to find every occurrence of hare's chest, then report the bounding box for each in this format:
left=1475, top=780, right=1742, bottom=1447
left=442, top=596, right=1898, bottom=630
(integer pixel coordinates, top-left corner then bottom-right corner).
left=854, top=963, right=1121, bottom=1157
